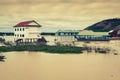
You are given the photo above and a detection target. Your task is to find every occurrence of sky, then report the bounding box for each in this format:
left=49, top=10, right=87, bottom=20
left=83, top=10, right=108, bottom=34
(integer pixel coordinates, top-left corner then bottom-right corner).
left=0, top=0, right=120, bottom=32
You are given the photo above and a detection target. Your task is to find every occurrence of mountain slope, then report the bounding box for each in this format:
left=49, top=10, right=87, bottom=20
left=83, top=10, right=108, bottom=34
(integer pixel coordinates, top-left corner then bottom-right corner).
left=85, top=18, right=120, bottom=32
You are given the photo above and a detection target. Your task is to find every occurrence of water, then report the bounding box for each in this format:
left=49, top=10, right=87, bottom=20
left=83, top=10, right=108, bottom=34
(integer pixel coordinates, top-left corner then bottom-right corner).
left=0, top=52, right=120, bottom=80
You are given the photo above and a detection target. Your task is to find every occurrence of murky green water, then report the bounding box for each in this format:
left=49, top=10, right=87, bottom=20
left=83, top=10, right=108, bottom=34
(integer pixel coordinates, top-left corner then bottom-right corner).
left=0, top=52, right=120, bottom=80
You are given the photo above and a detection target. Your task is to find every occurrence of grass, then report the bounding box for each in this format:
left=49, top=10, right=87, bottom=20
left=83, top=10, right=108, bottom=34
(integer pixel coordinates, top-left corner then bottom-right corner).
left=0, top=45, right=83, bottom=54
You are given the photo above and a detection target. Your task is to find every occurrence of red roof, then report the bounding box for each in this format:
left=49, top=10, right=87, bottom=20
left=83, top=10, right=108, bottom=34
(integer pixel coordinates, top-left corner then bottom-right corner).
left=14, top=20, right=41, bottom=27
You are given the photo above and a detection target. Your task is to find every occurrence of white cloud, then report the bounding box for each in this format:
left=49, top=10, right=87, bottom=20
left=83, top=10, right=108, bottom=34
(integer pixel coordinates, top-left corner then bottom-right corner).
left=0, top=0, right=120, bottom=32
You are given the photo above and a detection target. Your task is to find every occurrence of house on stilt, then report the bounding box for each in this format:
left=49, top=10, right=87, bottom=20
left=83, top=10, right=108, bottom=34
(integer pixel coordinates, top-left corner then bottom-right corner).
left=13, top=20, right=47, bottom=45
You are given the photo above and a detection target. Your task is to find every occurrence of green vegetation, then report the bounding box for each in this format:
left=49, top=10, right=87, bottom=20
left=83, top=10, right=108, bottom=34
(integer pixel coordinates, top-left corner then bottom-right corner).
left=0, top=45, right=83, bottom=54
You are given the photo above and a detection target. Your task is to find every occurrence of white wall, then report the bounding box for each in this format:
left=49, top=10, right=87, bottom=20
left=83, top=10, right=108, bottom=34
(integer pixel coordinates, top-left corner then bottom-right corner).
left=27, top=27, right=40, bottom=38
left=42, top=35, right=56, bottom=45
left=14, top=27, right=26, bottom=41
left=14, top=27, right=41, bottom=42
left=56, top=36, right=76, bottom=42
left=2, top=36, right=14, bottom=43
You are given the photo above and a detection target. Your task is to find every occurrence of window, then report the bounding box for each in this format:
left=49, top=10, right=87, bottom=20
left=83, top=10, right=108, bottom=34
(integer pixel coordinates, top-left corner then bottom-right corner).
left=61, top=33, right=64, bottom=35
left=66, top=33, right=68, bottom=36
left=20, top=28, right=21, bottom=31
left=23, top=28, right=24, bottom=31
left=71, top=33, right=73, bottom=35
left=15, top=28, right=16, bottom=31
left=22, top=34, right=24, bottom=37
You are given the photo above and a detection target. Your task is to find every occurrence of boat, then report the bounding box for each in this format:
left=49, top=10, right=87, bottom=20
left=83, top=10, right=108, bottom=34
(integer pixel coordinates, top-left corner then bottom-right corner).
left=0, top=56, right=5, bottom=60
left=114, top=53, right=118, bottom=55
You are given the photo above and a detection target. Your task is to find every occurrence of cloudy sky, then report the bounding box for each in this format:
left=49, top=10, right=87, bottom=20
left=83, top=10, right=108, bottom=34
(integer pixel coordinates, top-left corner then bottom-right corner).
left=0, top=0, right=120, bottom=32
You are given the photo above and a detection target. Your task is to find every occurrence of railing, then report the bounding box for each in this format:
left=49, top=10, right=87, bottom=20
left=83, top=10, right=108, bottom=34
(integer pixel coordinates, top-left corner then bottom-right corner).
left=74, top=36, right=110, bottom=41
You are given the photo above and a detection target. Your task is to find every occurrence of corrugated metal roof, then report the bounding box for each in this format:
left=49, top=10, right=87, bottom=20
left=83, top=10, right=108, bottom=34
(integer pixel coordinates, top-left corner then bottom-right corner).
left=14, top=20, right=41, bottom=27
left=57, top=30, right=80, bottom=33
left=78, top=30, right=109, bottom=36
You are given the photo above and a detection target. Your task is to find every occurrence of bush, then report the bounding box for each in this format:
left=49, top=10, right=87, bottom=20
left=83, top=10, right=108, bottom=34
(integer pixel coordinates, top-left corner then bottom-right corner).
left=0, top=45, right=83, bottom=54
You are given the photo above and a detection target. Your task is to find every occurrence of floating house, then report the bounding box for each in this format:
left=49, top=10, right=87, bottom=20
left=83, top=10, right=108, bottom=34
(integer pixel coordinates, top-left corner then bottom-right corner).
left=75, top=30, right=110, bottom=41
left=13, top=20, right=42, bottom=44
left=55, top=30, right=80, bottom=46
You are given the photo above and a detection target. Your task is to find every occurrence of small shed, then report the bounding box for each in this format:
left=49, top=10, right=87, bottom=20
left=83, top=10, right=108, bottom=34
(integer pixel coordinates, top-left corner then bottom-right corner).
left=37, top=37, right=47, bottom=46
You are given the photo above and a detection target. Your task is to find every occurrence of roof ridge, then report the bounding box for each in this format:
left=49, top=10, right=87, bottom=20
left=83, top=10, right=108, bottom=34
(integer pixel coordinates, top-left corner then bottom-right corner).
left=14, top=20, right=41, bottom=27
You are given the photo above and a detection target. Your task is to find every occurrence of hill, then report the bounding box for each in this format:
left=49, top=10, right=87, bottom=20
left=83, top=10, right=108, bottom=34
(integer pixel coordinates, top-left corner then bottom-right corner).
left=85, top=18, right=120, bottom=32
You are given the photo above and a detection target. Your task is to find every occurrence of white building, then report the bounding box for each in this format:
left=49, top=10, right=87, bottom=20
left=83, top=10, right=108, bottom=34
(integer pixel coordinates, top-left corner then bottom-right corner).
left=55, top=30, right=79, bottom=42
left=55, top=30, right=80, bottom=46
left=14, top=20, right=41, bottom=43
